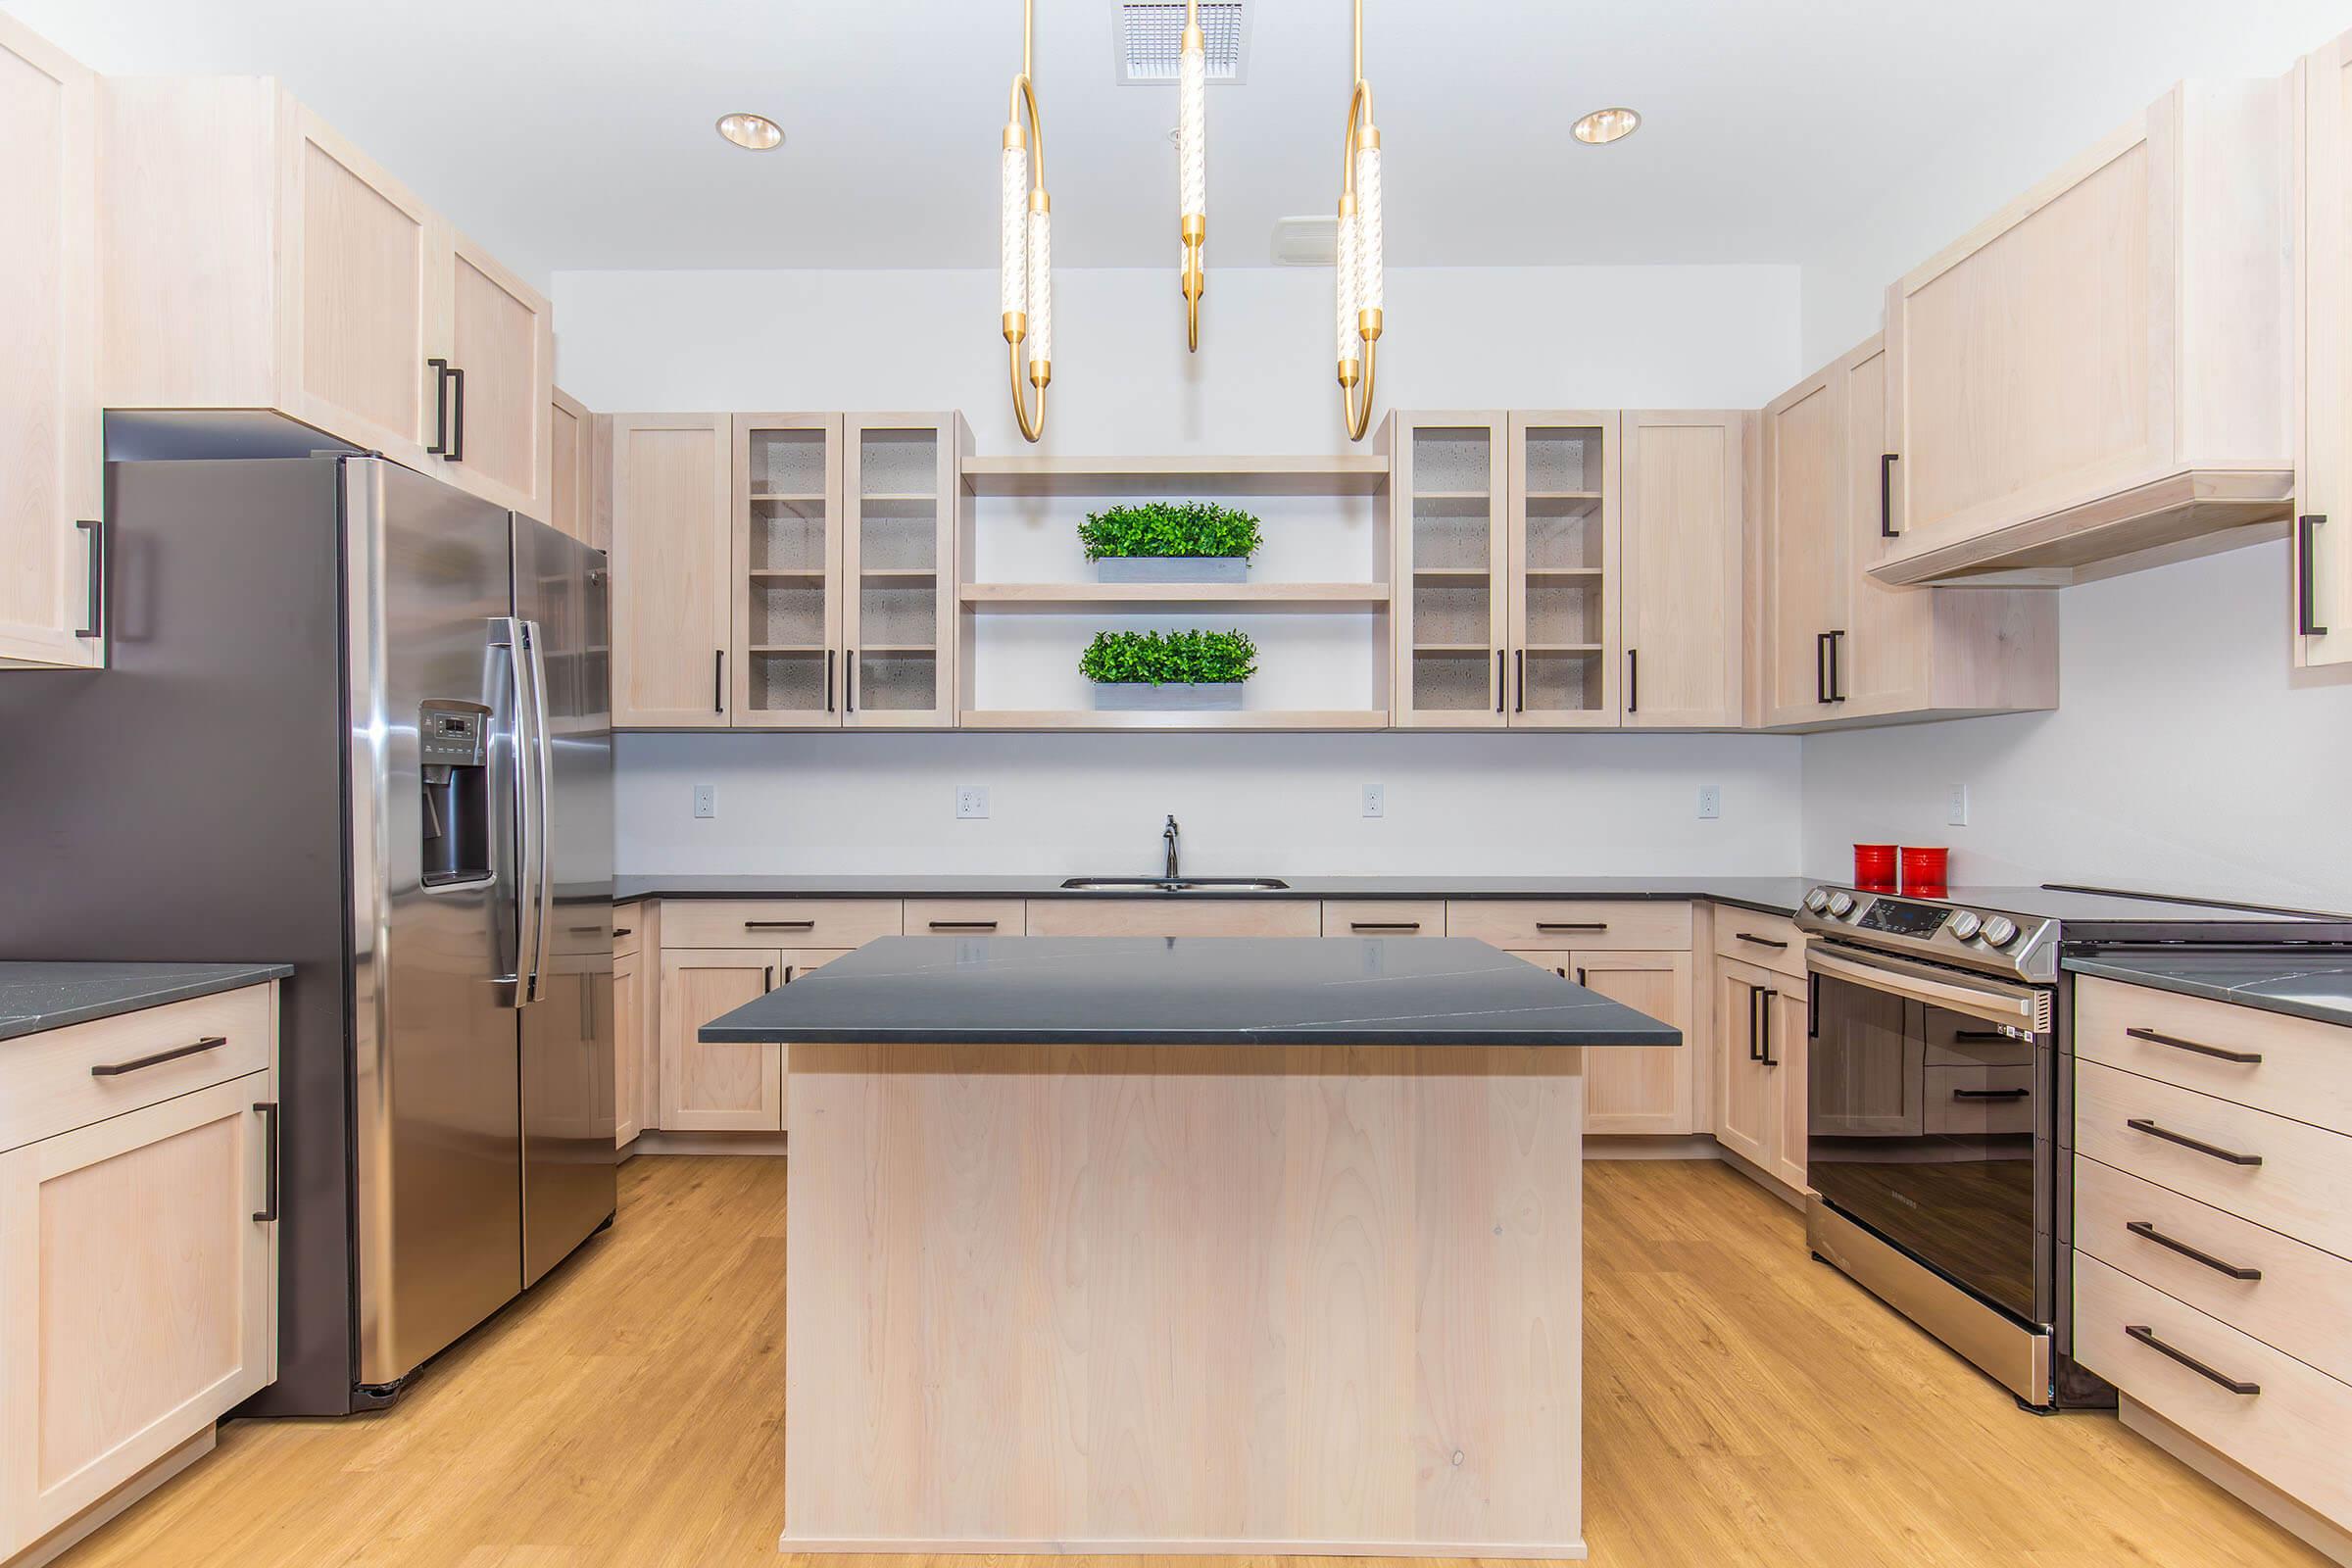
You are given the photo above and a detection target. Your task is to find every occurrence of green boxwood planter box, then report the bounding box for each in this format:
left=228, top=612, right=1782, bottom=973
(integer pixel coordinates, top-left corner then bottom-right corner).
left=1092, top=681, right=1246, bottom=710
left=1096, top=556, right=1249, bottom=584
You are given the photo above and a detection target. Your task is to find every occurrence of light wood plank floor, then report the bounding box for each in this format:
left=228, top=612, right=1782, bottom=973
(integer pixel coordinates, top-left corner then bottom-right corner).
left=56, top=1155, right=2319, bottom=1568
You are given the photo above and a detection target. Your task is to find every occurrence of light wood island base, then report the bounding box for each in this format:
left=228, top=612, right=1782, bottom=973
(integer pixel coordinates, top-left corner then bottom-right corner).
left=783, top=1041, right=1588, bottom=1558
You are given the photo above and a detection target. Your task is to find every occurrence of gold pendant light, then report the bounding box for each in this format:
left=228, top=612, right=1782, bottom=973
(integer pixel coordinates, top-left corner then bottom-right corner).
left=1177, top=0, right=1207, bottom=351
left=1001, top=0, right=1053, bottom=441
left=1333, top=0, right=1383, bottom=441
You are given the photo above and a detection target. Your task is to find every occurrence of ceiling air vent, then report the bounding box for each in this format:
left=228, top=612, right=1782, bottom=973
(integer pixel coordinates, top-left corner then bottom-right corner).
left=1116, top=2, right=1249, bottom=84
left=1270, top=216, right=1338, bottom=267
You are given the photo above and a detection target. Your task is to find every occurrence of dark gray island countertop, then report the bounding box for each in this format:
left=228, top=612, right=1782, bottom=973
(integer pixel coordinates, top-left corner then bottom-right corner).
left=0, top=960, right=293, bottom=1043
left=700, top=935, right=1685, bottom=1047
left=2065, top=949, right=2352, bottom=1030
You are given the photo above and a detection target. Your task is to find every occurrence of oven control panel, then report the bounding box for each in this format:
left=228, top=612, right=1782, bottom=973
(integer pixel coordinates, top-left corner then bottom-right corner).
left=1856, top=899, right=1950, bottom=939
left=1795, top=887, right=2061, bottom=983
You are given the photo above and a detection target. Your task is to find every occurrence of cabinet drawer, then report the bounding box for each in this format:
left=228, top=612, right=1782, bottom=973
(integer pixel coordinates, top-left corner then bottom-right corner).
left=656, top=900, right=903, bottom=950
left=2077, top=977, right=2352, bottom=1135
left=905, top=900, right=1025, bottom=937
left=1712, top=910, right=1805, bottom=979
left=1925, top=1062, right=2035, bottom=1135
left=2075, top=1253, right=2352, bottom=1530
left=612, top=903, right=645, bottom=959
left=0, top=985, right=273, bottom=1152
left=1322, top=900, right=1446, bottom=937
left=1446, top=900, right=1691, bottom=952
left=2076, top=1060, right=2352, bottom=1258
left=2077, top=1155, right=2352, bottom=1386
left=1024, top=899, right=1320, bottom=938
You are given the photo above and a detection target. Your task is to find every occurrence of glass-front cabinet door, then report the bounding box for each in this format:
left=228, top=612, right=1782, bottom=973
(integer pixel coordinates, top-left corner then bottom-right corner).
left=842, top=414, right=963, bottom=728
left=731, top=414, right=844, bottom=726
left=1394, top=413, right=1509, bottom=727
left=1507, top=412, right=1621, bottom=726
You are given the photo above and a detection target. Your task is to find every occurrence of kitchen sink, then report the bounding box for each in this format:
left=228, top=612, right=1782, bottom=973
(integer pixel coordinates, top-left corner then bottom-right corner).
left=1059, top=876, right=1292, bottom=893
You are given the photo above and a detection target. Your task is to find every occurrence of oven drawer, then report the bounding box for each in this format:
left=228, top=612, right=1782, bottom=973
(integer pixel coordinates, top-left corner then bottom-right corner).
left=658, top=899, right=904, bottom=950
left=1712, top=910, right=1806, bottom=980
left=2076, top=1059, right=2352, bottom=1258
left=1924, top=1010, right=2034, bottom=1070
left=2076, top=1154, right=2352, bottom=1386
left=1446, top=900, right=1691, bottom=952
left=2077, top=977, right=2352, bottom=1135
left=1925, top=1063, right=2035, bottom=1135
left=2075, top=1253, right=2352, bottom=1530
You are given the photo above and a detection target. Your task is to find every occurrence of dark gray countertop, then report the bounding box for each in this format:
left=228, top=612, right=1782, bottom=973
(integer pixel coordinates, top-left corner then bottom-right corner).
left=0, top=961, right=293, bottom=1043
left=700, top=935, right=1686, bottom=1048
left=2065, top=950, right=2352, bottom=1031
left=617, top=873, right=1811, bottom=916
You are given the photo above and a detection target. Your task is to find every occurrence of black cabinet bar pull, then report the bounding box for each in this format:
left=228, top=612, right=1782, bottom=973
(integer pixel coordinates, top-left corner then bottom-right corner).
left=2299, top=514, right=2328, bottom=637
left=713, top=650, right=725, bottom=713
left=2126, top=1026, right=2261, bottom=1065
left=1536, top=921, right=1608, bottom=932
left=846, top=650, right=857, bottom=713
left=2124, top=1324, right=2260, bottom=1395
left=826, top=649, right=837, bottom=713
left=1575, top=966, right=1589, bottom=986
left=1808, top=970, right=1821, bottom=1041
left=2127, top=1117, right=2262, bottom=1166
left=612, top=927, right=633, bottom=939
left=1350, top=921, right=1421, bottom=932
left=744, top=919, right=817, bottom=930
left=447, top=365, right=466, bottom=463
left=1880, top=453, right=1899, bottom=538
left=1827, top=630, right=1846, bottom=702
left=1815, top=632, right=1830, bottom=705
left=927, top=920, right=1000, bottom=930
left=1759, top=988, right=1778, bottom=1067
left=1494, top=649, right=1505, bottom=714
left=1513, top=649, right=1525, bottom=714
left=75, top=517, right=104, bottom=641
left=252, top=1101, right=280, bottom=1222
left=1735, top=932, right=1789, bottom=950
left=1952, top=1087, right=2030, bottom=1100
left=1626, top=648, right=1638, bottom=714
left=91, top=1036, right=227, bottom=1078
left=1747, top=984, right=1763, bottom=1062
left=763, top=964, right=776, bottom=990
left=2126, top=1220, right=2263, bottom=1281
left=1953, top=1029, right=2017, bottom=1042
left=426, top=358, right=451, bottom=454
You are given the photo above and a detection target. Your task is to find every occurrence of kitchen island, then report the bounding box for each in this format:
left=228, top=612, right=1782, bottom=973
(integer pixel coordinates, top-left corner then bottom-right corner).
left=703, top=935, right=1682, bottom=1558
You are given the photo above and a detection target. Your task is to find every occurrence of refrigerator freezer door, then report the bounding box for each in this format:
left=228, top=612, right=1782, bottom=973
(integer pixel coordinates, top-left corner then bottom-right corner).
left=348, top=458, right=527, bottom=1388
left=513, top=514, right=617, bottom=1287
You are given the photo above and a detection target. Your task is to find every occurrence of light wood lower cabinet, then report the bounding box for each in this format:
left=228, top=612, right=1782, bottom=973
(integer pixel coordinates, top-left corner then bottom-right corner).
left=659, top=949, right=782, bottom=1132
left=1715, top=957, right=1808, bottom=1191
left=612, top=949, right=644, bottom=1148
left=1516, top=950, right=1695, bottom=1134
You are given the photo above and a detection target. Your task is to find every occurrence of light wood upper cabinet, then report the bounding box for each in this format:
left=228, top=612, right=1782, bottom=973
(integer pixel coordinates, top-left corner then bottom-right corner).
left=843, top=414, right=965, bottom=728
left=1508, top=413, right=1622, bottom=726
left=2299, top=34, right=2352, bottom=672
left=0, top=16, right=102, bottom=670
left=1621, top=412, right=1745, bottom=728
left=1760, top=362, right=1848, bottom=726
left=1394, top=413, right=1510, bottom=726
left=549, top=386, right=592, bottom=545
left=96, top=77, right=553, bottom=518
left=1881, top=78, right=2294, bottom=586
left=612, top=414, right=732, bottom=728
left=733, top=414, right=845, bottom=726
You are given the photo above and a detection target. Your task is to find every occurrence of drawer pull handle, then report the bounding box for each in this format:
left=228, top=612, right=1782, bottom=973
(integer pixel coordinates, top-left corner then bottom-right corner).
left=2124, top=1324, right=2260, bottom=1396
left=927, top=920, right=999, bottom=931
left=1736, top=932, right=1790, bottom=950
left=1350, top=921, right=1422, bottom=932
left=2125, top=1026, right=2261, bottom=1065
left=744, top=920, right=817, bottom=931
left=91, top=1036, right=227, bottom=1077
left=1536, top=922, right=1608, bottom=933
left=1952, top=1087, right=2029, bottom=1100
left=2127, top=1117, right=2262, bottom=1167
left=612, top=927, right=633, bottom=939
left=2126, top=1220, right=2262, bottom=1281
left=253, top=1101, right=280, bottom=1223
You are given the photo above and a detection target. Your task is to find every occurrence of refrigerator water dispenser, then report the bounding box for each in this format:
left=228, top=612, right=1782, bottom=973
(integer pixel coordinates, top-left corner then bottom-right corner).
left=418, top=701, right=491, bottom=887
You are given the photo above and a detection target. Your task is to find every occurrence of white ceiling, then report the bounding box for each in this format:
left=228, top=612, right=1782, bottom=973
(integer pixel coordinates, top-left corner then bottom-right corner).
left=8, top=0, right=2348, bottom=286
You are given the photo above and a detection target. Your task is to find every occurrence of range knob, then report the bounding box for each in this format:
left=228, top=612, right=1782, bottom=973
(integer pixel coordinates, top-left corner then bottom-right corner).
left=1948, top=909, right=1983, bottom=941
left=1804, top=887, right=1832, bottom=913
left=1828, top=891, right=1856, bottom=918
left=1982, top=915, right=2021, bottom=949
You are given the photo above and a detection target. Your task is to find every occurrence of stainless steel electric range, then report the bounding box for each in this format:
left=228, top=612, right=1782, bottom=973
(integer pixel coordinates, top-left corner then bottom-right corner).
left=1791, top=882, right=2352, bottom=1409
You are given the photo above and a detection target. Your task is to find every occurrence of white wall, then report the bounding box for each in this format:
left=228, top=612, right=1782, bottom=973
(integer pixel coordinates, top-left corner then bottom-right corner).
left=1801, top=542, right=2352, bottom=910
left=564, top=261, right=1808, bottom=877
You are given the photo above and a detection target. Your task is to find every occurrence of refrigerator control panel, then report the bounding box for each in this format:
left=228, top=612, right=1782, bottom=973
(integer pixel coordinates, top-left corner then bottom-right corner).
left=419, top=704, right=488, bottom=766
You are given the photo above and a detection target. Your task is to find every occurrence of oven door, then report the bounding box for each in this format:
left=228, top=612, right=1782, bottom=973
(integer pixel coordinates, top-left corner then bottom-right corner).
left=1805, top=944, right=2051, bottom=1324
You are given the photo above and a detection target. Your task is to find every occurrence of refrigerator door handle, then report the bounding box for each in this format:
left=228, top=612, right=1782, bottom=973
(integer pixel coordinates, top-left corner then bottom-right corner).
left=522, top=617, right=555, bottom=1004
left=492, top=616, right=540, bottom=1007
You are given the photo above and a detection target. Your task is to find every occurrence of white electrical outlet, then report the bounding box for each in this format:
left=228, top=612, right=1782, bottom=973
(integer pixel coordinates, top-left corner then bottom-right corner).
left=1362, top=784, right=1385, bottom=818
left=692, top=783, right=716, bottom=819
left=1947, top=784, right=1970, bottom=827
left=1697, top=784, right=1721, bottom=820
left=956, top=785, right=991, bottom=820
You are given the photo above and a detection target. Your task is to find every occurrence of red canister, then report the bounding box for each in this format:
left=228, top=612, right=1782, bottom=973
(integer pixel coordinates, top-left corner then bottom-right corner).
left=1853, top=843, right=1898, bottom=892
left=1900, top=846, right=1949, bottom=896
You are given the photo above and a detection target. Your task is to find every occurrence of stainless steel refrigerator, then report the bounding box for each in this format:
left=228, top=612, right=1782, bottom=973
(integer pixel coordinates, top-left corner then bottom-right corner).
left=0, top=454, right=614, bottom=1414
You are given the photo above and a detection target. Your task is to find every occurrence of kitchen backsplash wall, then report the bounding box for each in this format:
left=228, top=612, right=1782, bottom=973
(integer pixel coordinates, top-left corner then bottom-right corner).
left=1800, top=541, right=2352, bottom=911
left=616, top=730, right=1803, bottom=878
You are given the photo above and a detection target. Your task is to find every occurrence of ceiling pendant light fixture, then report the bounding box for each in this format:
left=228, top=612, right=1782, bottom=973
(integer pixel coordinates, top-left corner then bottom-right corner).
left=1001, top=0, right=1053, bottom=442
left=1332, top=0, right=1383, bottom=442
left=1177, top=0, right=1207, bottom=350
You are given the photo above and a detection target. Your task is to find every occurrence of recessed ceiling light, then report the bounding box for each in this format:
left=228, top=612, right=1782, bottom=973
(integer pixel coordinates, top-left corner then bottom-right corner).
left=1572, top=106, right=1640, bottom=146
left=716, top=112, right=783, bottom=151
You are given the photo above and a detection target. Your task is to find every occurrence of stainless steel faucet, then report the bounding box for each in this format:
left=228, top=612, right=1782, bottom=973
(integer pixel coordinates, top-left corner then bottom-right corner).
left=1163, top=814, right=1181, bottom=881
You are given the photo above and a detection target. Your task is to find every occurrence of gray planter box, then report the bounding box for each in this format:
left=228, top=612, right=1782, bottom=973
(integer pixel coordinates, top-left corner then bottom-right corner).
left=1092, top=682, right=1246, bottom=711
left=1096, top=557, right=1249, bottom=584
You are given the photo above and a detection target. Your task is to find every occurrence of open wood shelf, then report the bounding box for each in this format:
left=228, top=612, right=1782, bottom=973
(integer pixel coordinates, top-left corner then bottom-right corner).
left=960, top=581, right=1391, bottom=609
left=746, top=491, right=828, bottom=504
left=960, top=454, right=1392, bottom=497
left=958, top=709, right=1392, bottom=731
left=1523, top=490, right=1603, bottom=503
left=858, top=566, right=938, bottom=578
left=1410, top=490, right=1494, bottom=502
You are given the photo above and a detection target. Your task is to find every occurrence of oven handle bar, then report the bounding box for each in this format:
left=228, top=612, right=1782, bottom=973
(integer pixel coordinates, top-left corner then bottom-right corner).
left=1804, top=945, right=2045, bottom=1032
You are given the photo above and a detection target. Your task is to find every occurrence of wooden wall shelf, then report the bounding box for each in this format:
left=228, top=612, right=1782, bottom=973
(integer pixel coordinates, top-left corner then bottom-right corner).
left=960, top=454, right=1392, bottom=497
